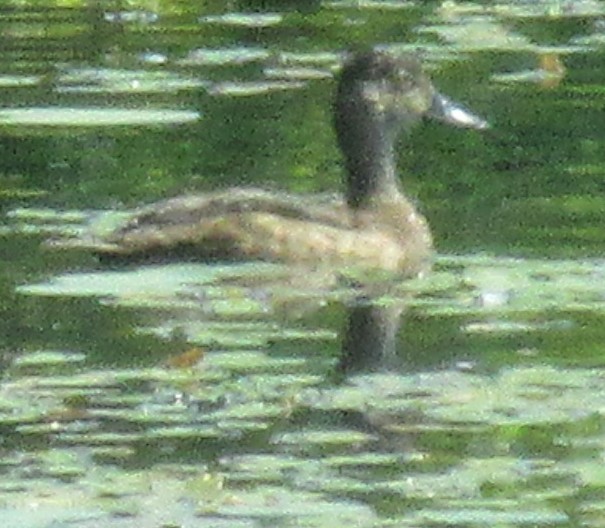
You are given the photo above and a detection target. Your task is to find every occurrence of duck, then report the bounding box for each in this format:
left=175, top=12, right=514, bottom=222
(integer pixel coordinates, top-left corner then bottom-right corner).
left=48, top=50, right=488, bottom=278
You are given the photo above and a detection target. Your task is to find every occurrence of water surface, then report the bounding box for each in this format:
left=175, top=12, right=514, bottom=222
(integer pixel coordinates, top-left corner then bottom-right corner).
left=2, top=1, right=605, bottom=526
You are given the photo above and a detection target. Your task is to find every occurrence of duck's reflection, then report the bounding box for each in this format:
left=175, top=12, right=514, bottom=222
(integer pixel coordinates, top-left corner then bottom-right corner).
left=338, top=298, right=405, bottom=374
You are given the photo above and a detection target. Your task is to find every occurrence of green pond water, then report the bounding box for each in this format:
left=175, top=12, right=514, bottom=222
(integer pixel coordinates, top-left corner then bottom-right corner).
left=2, top=1, right=605, bottom=527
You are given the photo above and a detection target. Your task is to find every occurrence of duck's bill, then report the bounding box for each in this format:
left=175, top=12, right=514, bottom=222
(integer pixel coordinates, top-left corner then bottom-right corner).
left=428, top=93, right=489, bottom=130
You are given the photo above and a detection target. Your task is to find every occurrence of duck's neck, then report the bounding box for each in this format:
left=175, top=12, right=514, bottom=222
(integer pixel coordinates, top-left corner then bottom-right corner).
left=334, top=91, right=404, bottom=210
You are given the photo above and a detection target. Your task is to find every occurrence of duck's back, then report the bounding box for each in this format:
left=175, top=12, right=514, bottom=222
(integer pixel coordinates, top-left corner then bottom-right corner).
left=48, top=188, right=432, bottom=276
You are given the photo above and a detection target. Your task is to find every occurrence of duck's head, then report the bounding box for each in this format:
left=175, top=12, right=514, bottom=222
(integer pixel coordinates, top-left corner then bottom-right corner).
left=334, top=50, right=488, bottom=209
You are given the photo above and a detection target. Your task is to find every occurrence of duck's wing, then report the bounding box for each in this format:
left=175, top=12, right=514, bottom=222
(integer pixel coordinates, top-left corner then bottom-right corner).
left=121, top=188, right=346, bottom=232
left=99, top=190, right=425, bottom=274
left=44, top=188, right=350, bottom=259
left=43, top=188, right=428, bottom=274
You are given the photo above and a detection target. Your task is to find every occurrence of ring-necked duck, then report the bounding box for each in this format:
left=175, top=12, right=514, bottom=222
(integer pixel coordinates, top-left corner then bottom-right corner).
left=49, top=50, right=487, bottom=277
